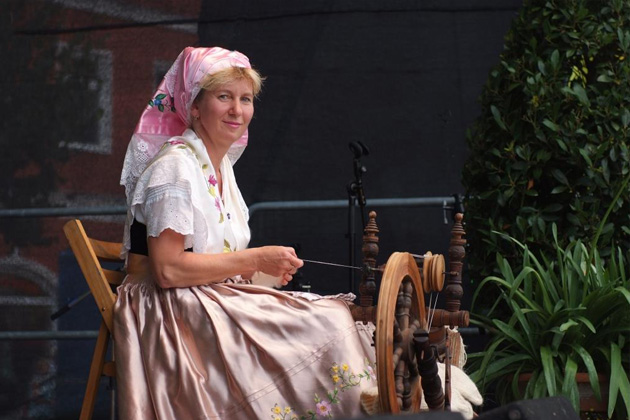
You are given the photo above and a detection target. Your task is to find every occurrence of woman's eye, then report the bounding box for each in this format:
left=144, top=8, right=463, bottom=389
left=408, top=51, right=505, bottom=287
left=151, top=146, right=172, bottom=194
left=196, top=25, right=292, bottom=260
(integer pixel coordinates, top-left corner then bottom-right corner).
left=217, top=94, right=229, bottom=100
left=241, top=97, right=253, bottom=104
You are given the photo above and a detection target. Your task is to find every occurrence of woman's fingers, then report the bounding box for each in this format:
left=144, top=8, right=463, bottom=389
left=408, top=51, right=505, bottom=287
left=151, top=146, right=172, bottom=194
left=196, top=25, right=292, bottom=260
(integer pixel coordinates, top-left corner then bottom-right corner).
left=258, top=246, right=303, bottom=277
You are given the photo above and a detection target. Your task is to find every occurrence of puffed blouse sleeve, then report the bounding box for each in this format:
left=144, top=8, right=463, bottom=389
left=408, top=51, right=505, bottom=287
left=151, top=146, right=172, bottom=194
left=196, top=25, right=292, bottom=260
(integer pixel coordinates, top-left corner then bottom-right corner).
left=129, top=151, right=199, bottom=251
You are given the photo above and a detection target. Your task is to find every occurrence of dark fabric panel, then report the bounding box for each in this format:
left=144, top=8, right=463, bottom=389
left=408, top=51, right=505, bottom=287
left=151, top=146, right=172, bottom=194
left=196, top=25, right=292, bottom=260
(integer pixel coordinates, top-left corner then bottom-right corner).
left=199, top=1, right=521, bottom=295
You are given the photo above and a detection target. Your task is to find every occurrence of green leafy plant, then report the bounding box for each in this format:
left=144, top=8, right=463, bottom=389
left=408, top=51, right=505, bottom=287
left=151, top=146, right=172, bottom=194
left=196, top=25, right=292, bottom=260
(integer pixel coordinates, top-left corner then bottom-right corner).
left=462, top=0, right=630, bottom=284
left=468, top=226, right=630, bottom=418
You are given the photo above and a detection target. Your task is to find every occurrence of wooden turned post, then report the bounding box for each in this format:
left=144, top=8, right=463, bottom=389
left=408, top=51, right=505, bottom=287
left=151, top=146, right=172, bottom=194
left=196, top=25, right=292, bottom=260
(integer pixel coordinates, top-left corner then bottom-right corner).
left=360, top=211, right=379, bottom=308
left=445, top=213, right=465, bottom=313
left=413, top=329, right=445, bottom=411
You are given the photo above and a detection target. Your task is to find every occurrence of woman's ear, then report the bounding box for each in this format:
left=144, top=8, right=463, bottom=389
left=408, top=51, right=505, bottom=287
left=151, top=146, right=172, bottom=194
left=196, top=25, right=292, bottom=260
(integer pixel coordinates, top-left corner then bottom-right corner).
left=190, top=101, right=200, bottom=120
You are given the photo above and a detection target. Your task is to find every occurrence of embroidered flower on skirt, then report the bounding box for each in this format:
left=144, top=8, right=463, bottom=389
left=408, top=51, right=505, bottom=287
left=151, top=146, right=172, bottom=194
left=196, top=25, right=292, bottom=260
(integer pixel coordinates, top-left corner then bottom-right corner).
left=270, top=359, right=376, bottom=419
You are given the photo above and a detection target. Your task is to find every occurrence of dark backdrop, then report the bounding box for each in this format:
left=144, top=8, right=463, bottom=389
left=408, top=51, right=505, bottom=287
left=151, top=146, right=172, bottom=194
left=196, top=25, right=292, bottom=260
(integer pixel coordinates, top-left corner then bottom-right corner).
left=198, top=0, right=522, bottom=296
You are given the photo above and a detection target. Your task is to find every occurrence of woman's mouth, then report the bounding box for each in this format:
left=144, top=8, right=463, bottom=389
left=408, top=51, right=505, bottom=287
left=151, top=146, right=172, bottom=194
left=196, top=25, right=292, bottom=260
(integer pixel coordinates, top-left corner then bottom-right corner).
left=224, top=121, right=241, bottom=128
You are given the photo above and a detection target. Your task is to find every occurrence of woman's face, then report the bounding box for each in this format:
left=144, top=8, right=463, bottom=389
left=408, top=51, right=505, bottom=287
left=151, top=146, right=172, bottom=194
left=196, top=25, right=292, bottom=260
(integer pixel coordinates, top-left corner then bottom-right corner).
left=192, top=78, right=254, bottom=148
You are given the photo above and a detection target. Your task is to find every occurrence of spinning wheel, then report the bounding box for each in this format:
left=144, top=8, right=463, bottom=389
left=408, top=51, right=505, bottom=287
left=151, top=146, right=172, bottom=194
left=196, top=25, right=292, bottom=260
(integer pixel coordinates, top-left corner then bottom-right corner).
left=352, top=211, right=470, bottom=415
left=376, top=252, right=426, bottom=413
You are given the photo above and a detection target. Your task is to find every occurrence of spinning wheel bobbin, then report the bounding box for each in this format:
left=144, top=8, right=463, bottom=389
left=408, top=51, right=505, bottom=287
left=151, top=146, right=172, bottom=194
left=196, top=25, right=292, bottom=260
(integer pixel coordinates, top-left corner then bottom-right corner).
left=422, top=252, right=445, bottom=293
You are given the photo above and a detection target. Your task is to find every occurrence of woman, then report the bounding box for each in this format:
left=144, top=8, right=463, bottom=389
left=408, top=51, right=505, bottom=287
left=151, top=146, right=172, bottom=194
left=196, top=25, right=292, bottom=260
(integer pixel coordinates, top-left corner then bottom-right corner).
left=115, top=47, right=376, bottom=419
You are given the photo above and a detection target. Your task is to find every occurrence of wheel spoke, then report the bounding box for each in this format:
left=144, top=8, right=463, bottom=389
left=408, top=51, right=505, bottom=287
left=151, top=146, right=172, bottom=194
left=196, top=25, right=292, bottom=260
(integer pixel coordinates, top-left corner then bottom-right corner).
left=392, top=345, right=403, bottom=368
left=403, top=363, right=412, bottom=411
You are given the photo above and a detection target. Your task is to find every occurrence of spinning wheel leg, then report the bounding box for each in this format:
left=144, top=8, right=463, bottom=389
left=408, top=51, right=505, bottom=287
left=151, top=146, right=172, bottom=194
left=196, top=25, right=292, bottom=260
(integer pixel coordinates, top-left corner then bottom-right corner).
left=376, top=252, right=427, bottom=414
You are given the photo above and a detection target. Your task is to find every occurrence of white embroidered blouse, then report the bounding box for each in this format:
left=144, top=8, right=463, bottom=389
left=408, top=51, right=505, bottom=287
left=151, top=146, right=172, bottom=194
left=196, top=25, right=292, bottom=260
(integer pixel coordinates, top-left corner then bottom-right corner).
left=122, top=129, right=251, bottom=262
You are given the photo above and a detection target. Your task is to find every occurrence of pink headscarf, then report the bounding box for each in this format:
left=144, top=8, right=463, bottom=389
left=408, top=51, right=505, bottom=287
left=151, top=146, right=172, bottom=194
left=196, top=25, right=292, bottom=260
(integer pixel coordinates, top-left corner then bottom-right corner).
left=120, top=47, right=252, bottom=200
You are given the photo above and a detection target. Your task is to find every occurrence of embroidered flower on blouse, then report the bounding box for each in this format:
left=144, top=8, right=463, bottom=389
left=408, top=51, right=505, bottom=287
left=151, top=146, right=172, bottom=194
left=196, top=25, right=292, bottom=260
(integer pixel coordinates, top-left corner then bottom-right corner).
left=148, top=93, right=176, bottom=112
left=208, top=174, right=218, bottom=186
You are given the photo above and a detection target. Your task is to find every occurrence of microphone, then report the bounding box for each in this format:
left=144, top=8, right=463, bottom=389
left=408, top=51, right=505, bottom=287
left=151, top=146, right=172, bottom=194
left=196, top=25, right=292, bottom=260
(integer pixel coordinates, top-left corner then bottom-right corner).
left=348, top=141, right=370, bottom=159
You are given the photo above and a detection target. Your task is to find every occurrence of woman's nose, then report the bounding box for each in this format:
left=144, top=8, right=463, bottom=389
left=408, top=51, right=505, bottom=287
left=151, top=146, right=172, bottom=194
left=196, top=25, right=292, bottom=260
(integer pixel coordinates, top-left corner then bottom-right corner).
left=230, top=100, right=242, bottom=116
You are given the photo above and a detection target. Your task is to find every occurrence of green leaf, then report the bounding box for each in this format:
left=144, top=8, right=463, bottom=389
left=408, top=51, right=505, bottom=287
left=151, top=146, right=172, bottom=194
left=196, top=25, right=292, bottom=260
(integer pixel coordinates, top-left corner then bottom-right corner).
left=540, top=346, right=557, bottom=395
left=494, top=319, right=533, bottom=355
left=571, top=344, right=601, bottom=401
left=156, top=93, right=167, bottom=100
left=608, top=342, right=630, bottom=418
left=573, top=315, right=596, bottom=333
left=561, top=357, right=579, bottom=411
left=491, top=105, right=508, bottom=131
left=597, top=74, right=613, bottom=83
left=550, top=49, right=560, bottom=69
left=579, top=149, right=593, bottom=166
left=542, top=119, right=560, bottom=132
left=551, top=169, right=569, bottom=185
left=559, top=319, right=578, bottom=332
left=571, top=84, right=590, bottom=107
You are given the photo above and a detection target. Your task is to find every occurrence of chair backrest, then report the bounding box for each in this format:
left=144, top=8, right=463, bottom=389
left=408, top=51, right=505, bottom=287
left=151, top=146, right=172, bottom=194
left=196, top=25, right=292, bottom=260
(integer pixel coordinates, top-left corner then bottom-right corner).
left=63, top=219, right=125, bottom=332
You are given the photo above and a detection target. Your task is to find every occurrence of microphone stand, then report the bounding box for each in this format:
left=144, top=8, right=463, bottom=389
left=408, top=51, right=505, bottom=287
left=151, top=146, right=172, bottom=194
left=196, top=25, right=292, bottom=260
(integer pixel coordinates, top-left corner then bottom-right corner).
left=346, top=141, right=369, bottom=294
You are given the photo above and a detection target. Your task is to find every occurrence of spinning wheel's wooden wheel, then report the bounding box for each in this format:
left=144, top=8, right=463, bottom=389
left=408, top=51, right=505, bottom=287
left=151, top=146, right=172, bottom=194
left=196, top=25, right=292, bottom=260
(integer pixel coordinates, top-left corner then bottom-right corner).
left=376, top=252, right=427, bottom=414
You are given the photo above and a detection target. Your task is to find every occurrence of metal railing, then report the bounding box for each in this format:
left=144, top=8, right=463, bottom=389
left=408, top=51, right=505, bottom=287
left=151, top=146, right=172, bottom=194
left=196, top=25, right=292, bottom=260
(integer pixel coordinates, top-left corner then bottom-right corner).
left=0, top=195, right=480, bottom=341
left=0, top=195, right=458, bottom=219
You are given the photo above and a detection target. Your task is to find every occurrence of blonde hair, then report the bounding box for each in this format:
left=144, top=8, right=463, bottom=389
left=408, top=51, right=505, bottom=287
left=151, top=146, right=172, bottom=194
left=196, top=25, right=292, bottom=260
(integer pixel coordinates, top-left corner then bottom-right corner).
left=196, top=67, right=264, bottom=102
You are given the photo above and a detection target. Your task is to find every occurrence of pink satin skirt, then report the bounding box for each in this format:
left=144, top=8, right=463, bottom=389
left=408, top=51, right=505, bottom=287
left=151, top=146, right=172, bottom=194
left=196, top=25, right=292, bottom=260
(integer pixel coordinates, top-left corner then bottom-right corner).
left=114, top=278, right=376, bottom=419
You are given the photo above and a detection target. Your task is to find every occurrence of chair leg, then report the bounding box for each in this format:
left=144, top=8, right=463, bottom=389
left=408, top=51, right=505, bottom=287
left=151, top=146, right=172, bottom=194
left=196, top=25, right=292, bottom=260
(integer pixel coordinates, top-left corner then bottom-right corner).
left=80, top=321, right=110, bottom=420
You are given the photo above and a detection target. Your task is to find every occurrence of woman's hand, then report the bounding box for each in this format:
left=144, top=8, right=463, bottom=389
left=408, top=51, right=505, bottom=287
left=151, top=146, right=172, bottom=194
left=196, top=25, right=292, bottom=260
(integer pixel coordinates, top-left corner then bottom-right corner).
left=255, top=246, right=303, bottom=285
left=147, top=230, right=303, bottom=288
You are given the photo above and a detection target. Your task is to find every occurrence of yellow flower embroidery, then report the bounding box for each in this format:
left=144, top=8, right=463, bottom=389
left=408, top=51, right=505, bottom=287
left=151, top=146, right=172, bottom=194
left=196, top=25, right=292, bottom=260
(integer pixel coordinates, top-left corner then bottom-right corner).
left=271, top=360, right=375, bottom=419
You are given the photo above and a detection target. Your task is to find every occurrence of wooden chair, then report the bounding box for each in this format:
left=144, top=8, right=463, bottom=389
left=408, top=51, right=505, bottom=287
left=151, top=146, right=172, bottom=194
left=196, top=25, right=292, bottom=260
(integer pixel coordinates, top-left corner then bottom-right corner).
left=63, top=219, right=125, bottom=420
